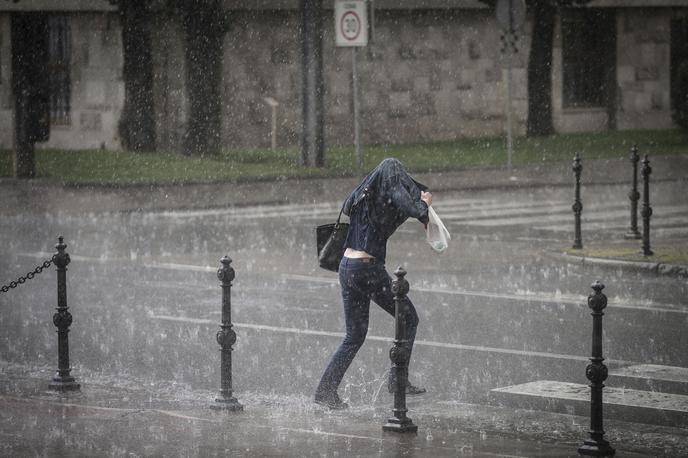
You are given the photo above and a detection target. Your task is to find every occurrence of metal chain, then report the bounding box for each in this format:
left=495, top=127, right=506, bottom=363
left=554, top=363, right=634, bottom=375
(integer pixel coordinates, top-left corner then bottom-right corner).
left=0, top=258, right=54, bottom=293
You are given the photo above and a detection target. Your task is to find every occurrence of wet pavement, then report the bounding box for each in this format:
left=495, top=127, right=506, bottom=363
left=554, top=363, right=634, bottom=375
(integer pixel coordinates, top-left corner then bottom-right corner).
left=2, top=364, right=684, bottom=457
left=1, top=154, right=688, bottom=456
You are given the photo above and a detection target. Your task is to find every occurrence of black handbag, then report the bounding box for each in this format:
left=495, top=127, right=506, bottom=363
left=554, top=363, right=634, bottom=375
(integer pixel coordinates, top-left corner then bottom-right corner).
left=316, top=206, right=349, bottom=272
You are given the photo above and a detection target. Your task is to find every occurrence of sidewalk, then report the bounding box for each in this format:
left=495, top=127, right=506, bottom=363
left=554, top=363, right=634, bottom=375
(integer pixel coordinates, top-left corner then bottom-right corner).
left=2, top=154, right=687, bottom=214
left=1, top=366, right=687, bottom=457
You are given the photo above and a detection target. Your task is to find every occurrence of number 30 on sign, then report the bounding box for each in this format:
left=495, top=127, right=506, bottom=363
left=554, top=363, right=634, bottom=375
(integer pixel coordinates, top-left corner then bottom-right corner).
left=335, top=1, right=368, bottom=47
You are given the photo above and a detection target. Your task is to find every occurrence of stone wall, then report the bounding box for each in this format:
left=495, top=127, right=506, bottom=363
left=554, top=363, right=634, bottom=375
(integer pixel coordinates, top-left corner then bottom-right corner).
left=326, top=9, right=528, bottom=145
left=219, top=10, right=303, bottom=148
left=206, top=8, right=528, bottom=149
left=0, top=6, right=684, bottom=152
left=616, top=8, right=673, bottom=130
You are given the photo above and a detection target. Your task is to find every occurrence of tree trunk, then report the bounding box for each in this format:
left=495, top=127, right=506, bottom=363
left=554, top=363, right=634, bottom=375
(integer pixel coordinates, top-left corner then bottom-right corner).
left=527, top=0, right=556, bottom=137
left=118, top=0, right=156, bottom=152
left=180, top=1, right=226, bottom=157
left=11, top=13, right=50, bottom=178
left=300, top=0, right=325, bottom=167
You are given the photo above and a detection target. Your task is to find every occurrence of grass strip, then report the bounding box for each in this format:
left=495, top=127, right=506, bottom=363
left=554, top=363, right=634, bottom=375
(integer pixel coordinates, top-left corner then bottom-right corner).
left=1, top=129, right=686, bottom=186
left=566, top=246, right=688, bottom=265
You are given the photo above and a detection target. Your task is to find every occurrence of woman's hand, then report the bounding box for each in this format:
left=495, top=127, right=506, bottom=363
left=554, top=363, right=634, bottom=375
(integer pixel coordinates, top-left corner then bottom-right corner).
left=421, top=191, right=433, bottom=207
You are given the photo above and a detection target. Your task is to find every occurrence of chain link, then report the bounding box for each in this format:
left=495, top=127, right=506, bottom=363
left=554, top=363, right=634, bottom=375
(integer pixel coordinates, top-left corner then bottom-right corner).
left=1, top=258, right=53, bottom=293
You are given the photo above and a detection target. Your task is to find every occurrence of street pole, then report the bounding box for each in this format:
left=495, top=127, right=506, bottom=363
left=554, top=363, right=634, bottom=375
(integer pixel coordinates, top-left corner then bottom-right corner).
left=497, top=0, right=523, bottom=171
left=506, top=40, right=513, bottom=171
left=352, top=46, right=362, bottom=171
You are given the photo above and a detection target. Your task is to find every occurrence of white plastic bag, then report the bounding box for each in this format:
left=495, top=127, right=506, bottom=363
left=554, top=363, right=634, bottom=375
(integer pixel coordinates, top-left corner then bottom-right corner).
left=426, top=206, right=451, bottom=253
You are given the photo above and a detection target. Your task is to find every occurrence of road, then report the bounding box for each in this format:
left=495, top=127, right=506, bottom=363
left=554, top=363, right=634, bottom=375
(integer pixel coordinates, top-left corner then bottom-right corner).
left=1, top=179, right=687, bottom=410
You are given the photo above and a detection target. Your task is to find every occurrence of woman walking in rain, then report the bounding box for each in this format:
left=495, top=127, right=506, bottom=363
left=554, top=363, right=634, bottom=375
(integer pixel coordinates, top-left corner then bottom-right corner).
left=314, top=158, right=432, bottom=410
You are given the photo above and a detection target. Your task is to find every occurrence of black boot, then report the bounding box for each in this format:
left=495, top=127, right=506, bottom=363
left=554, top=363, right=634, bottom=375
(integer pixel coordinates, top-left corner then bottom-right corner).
left=405, top=384, right=427, bottom=396
left=314, top=392, right=349, bottom=410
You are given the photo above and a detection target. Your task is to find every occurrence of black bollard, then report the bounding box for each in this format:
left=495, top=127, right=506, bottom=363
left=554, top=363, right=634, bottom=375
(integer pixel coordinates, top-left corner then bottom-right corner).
left=211, top=255, right=243, bottom=411
left=48, top=236, right=80, bottom=392
left=640, top=155, right=653, bottom=256
left=624, top=145, right=641, bottom=239
left=383, top=267, right=417, bottom=434
left=572, top=152, right=583, bottom=249
left=578, top=281, right=615, bottom=457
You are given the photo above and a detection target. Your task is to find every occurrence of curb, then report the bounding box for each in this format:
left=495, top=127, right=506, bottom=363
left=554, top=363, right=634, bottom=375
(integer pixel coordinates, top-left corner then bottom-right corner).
left=551, top=251, right=688, bottom=278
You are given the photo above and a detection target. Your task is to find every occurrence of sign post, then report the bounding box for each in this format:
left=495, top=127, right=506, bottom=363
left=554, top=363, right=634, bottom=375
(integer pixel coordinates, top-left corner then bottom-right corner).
left=497, top=0, right=525, bottom=171
left=263, top=97, right=279, bottom=151
left=335, top=1, right=368, bottom=171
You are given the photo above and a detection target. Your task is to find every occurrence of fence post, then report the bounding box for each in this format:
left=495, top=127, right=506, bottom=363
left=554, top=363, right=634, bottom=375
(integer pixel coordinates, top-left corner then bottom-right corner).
left=640, top=155, right=653, bottom=256
left=383, top=267, right=418, bottom=434
left=48, top=236, right=80, bottom=392
left=624, top=145, right=641, bottom=239
left=572, top=152, right=583, bottom=249
left=578, top=281, right=615, bottom=457
left=211, top=255, right=243, bottom=411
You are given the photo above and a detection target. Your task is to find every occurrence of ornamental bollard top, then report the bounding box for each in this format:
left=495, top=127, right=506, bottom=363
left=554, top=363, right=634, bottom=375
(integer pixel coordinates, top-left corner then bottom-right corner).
left=640, top=155, right=653, bottom=256
left=625, top=145, right=641, bottom=239
left=48, top=236, right=80, bottom=392
left=572, top=152, right=583, bottom=250
left=383, top=266, right=418, bottom=433
left=578, top=281, right=615, bottom=457
left=211, top=255, right=243, bottom=411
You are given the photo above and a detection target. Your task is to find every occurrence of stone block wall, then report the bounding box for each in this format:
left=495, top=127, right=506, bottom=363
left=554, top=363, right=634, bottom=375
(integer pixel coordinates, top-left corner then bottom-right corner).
left=616, top=8, right=673, bottom=130
left=220, top=10, right=303, bottom=148
left=206, top=8, right=530, bottom=149
left=328, top=9, right=526, bottom=145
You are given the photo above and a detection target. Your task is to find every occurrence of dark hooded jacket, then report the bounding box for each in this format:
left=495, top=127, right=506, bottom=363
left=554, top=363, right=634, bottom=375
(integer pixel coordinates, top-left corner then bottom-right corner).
left=342, top=158, right=429, bottom=262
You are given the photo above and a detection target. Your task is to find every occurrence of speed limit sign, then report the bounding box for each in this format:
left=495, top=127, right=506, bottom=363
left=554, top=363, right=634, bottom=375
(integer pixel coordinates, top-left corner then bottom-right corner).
left=335, top=1, right=368, bottom=47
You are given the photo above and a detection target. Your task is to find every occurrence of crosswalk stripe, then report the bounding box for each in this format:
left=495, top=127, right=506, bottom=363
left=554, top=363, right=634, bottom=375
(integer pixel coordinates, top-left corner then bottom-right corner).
left=144, top=198, right=688, bottom=234
left=449, top=205, right=688, bottom=227
left=438, top=203, right=615, bottom=221
left=535, top=215, right=688, bottom=232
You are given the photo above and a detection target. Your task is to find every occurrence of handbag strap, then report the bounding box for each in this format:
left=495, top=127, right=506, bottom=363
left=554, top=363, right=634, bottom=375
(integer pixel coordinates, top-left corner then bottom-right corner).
left=336, top=186, right=369, bottom=227
left=334, top=202, right=345, bottom=227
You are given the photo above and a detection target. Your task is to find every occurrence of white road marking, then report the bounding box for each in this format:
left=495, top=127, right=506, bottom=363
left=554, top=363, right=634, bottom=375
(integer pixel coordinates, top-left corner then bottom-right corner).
left=274, top=426, right=383, bottom=442
left=0, top=395, right=138, bottom=413
left=14, top=254, right=685, bottom=314
left=149, top=313, right=638, bottom=365
left=282, top=274, right=688, bottom=314
left=142, top=261, right=217, bottom=272
left=152, top=409, right=214, bottom=422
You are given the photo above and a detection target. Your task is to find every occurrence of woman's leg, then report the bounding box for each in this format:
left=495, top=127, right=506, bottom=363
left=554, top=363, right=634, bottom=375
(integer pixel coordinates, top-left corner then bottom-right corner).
left=315, top=261, right=371, bottom=399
